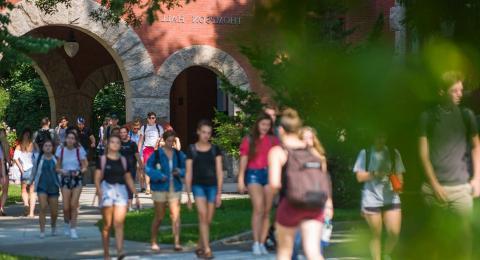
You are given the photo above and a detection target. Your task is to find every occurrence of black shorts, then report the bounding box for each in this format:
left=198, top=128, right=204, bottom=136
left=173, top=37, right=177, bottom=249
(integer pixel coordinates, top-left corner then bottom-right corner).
left=362, top=204, right=401, bottom=214
left=61, top=175, right=83, bottom=189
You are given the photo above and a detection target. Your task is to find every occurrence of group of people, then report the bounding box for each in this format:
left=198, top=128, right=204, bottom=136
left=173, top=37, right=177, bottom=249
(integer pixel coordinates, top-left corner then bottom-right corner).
left=0, top=70, right=479, bottom=260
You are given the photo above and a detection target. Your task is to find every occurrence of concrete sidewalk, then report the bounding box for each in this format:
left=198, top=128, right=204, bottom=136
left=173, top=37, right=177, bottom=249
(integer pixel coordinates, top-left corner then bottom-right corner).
left=0, top=185, right=367, bottom=259
left=0, top=184, right=250, bottom=259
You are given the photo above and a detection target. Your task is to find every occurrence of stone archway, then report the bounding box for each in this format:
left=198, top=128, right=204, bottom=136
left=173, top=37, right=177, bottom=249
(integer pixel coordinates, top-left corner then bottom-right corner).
left=6, top=0, right=158, bottom=121
left=156, top=45, right=250, bottom=121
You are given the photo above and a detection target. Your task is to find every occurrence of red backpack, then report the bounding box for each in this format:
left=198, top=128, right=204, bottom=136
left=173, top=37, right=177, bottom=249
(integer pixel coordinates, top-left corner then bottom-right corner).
left=283, top=147, right=331, bottom=209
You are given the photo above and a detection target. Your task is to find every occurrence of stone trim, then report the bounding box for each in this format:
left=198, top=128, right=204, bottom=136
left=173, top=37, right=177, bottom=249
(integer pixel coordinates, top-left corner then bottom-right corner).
left=157, top=45, right=250, bottom=120
left=6, top=0, right=157, bottom=121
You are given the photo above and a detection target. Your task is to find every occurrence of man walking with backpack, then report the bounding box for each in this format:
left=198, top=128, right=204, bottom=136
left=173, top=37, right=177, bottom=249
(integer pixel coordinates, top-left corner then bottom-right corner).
left=419, top=71, right=480, bottom=259
left=33, top=117, right=58, bottom=153
left=138, top=112, right=164, bottom=194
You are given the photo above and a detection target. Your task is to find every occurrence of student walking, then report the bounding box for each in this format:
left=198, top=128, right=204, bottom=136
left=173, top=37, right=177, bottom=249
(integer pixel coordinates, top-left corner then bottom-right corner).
left=33, top=117, right=58, bottom=152
left=419, top=71, right=480, bottom=259
left=163, top=123, right=182, bottom=151
left=56, top=131, right=88, bottom=239
left=119, top=127, right=144, bottom=211
left=138, top=112, right=164, bottom=195
left=95, top=135, right=140, bottom=260
left=237, top=113, right=279, bottom=255
left=30, top=140, right=59, bottom=238
left=268, top=109, right=333, bottom=260
left=129, top=119, right=145, bottom=192
left=128, top=119, right=142, bottom=145
left=185, top=120, right=223, bottom=259
left=14, top=128, right=36, bottom=217
left=354, top=132, right=404, bottom=260
left=291, top=126, right=330, bottom=260
left=146, top=130, right=186, bottom=252
left=97, top=117, right=110, bottom=156
left=104, top=114, right=120, bottom=144
left=55, top=116, right=69, bottom=144
left=76, top=117, right=96, bottom=157
left=0, top=128, right=9, bottom=216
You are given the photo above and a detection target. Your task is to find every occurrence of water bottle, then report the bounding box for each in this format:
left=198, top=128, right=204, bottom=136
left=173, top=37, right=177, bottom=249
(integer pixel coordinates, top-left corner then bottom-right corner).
left=321, top=219, right=333, bottom=248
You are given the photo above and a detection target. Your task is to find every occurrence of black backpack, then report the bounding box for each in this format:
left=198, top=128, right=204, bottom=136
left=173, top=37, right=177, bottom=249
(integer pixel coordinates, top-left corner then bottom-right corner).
left=36, top=129, right=54, bottom=146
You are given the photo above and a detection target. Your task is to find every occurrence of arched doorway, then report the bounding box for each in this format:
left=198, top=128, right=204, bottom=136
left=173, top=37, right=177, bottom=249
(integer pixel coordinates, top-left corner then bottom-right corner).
left=170, top=66, right=230, bottom=147
left=26, top=25, right=123, bottom=125
left=7, top=0, right=159, bottom=122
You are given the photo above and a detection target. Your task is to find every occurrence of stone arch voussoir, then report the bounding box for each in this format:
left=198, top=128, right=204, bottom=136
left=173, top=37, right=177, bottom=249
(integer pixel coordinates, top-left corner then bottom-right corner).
left=6, top=0, right=157, bottom=121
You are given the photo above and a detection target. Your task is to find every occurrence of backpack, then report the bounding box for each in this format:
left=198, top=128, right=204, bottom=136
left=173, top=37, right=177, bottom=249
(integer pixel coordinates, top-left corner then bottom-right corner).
left=99, top=155, right=128, bottom=175
left=60, top=146, right=82, bottom=170
left=36, top=129, right=54, bottom=146
left=282, top=147, right=331, bottom=209
left=425, top=106, right=475, bottom=175
left=425, top=106, right=474, bottom=142
left=143, top=124, right=162, bottom=137
left=189, top=143, right=218, bottom=160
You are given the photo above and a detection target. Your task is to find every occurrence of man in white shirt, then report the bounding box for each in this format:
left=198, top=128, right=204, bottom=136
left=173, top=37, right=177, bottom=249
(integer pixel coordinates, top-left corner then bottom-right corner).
left=138, top=112, right=164, bottom=194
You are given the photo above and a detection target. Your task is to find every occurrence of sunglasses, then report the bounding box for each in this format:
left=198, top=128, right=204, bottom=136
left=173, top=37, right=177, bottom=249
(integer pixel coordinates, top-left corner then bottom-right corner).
left=133, top=127, right=140, bottom=130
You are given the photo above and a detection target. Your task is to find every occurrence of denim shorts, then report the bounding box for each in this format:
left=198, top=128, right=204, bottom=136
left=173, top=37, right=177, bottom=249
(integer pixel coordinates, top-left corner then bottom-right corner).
left=245, top=168, right=268, bottom=186
left=192, top=184, right=218, bottom=203
left=100, top=181, right=128, bottom=208
left=21, top=168, right=33, bottom=183
left=36, top=187, right=60, bottom=198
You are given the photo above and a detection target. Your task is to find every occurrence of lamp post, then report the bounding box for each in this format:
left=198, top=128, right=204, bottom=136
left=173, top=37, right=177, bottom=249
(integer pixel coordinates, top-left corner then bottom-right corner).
left=64, top=30, right=79, bottom=58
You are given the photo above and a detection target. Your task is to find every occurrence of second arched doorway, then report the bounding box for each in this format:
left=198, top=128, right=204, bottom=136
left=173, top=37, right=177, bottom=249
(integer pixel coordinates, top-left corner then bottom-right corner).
left=170, top=66, right=230, bottom=148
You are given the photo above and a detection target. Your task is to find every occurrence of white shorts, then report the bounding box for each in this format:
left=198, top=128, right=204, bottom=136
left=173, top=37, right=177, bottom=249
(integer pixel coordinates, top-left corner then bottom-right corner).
left=100, top=181, right=128, bottom=208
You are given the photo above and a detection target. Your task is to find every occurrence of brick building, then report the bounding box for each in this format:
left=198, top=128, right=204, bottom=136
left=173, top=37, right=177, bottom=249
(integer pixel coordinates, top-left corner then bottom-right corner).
left=6, top=0, right=402, bottom=146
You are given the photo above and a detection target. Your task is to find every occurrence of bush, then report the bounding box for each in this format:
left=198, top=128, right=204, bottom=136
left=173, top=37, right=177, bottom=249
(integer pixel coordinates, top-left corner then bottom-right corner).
left=212, top=79, right=264, bottom=158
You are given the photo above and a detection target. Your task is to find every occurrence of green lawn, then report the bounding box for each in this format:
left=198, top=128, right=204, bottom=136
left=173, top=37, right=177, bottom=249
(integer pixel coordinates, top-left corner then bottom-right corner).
left=0, top=253, right=43, bottom=260
left=107, top=198, right=360, bottom=245
left=6, top=184, right=21, bottom=206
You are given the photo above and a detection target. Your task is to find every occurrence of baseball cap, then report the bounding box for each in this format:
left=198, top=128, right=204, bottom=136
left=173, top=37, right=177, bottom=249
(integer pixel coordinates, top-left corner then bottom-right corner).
left=111, top=114, right=119, bottom=120
left=77, top=117, right=86, bottom=124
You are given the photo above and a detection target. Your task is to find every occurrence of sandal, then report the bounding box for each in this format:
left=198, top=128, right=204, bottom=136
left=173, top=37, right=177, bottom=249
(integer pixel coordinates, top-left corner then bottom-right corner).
left=195, top=248, right=204, bottom=257
left=174, top=245, right=183, bottom=252
left=118, top=253, right=126, bottom=260
left=202, top=250, right=214, bottom=259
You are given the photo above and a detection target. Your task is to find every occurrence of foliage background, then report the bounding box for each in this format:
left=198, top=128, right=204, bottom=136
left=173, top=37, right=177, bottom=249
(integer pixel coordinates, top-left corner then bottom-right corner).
left=0, top=64, right=50, bottom=133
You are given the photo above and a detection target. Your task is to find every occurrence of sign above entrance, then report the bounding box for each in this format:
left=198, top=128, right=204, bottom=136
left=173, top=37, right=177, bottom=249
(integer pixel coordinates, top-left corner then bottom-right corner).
left=160, top=15, right=241, bottom=25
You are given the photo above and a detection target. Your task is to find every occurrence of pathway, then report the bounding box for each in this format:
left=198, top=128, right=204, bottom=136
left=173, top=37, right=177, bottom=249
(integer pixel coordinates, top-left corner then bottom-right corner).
left=0, top=184, right=368, bottom=259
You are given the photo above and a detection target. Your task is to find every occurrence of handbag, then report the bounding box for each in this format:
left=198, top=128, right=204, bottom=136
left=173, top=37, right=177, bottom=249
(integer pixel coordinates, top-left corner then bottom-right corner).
left=389, top=174, right=403, bottom=193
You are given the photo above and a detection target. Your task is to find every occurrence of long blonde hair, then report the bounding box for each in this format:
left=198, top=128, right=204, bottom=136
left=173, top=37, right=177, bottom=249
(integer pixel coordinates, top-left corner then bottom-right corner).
left=301, top=126, right=326, bottom=159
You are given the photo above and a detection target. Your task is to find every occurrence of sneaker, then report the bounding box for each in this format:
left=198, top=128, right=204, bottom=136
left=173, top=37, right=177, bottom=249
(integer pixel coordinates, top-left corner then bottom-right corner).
left=51, top=227, right=57, bottom=236
left=70, top=229, right=78, bottom=239
left=128, top=207, right=134, bottom=212
left=252, top=242, right=262, bottom=256
left=260, top=243, right=269, bottom=255
left=40, top=232, right=45, bottom=239
left=63, top=224, right=70, bottom=236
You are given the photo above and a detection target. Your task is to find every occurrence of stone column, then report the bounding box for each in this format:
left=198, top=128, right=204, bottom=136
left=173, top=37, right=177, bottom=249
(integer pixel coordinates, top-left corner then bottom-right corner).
left=390, top=1, right=406, bottom=61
